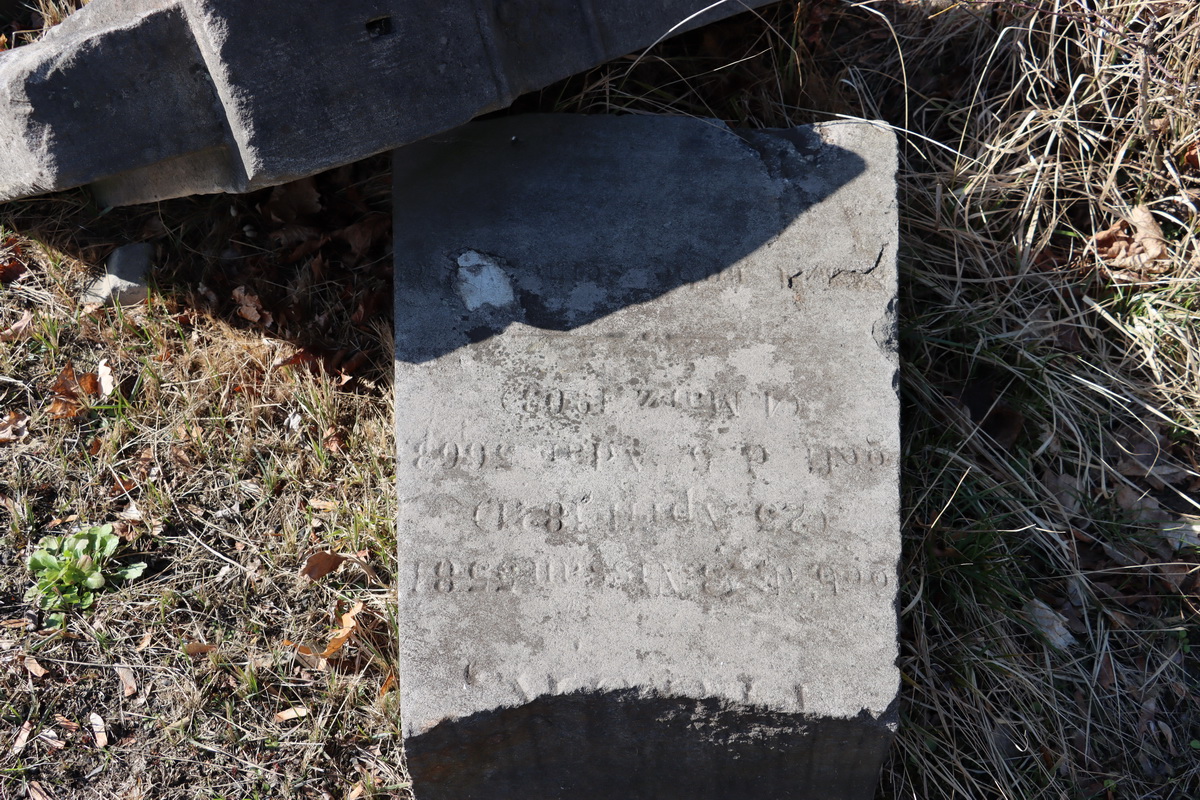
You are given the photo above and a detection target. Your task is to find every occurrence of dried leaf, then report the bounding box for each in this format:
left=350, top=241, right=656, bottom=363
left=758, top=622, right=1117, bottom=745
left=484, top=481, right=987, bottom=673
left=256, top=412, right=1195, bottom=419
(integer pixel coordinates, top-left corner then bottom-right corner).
left=135, top=631, right=153, bottom=652
left=0, top=410, right=29, bottom=444
left=1185, top=140, right=1200, bottom=170
left=53, top=714, right=79, bottom=732
left=77, top=371, right=101, bottom=396
left=97, top=358, right=115, bottom=399
left=1160, top=518, right=1200, bottom=552
left=1097, top=652, right=1116, bottom=690
left=334, top=213, right=390, bottom=263
left=379, top=671, right=396, bottom=697
left=1043, top=471, right=1083, bottom=517
left=320, top=601, right=365, bottom=658
left=46, top=362, right=96, bottom=420
left=307, top=498, right=338, bottom=512
left=89, top=712, right=107, bottom=748
left=322, top=426, right=346, bottom=454
left=274, top=706, right=309, bottom=723
left=21, top=655, right=48, bottom=678
left=10, top=720, right=32, bottom=755
left=0, top=257, right=26, bottom=284
left=117, top=501, right=144, bottom=522
left=283, top=639, right=329, bottom=671
left=37, top=729, right=64, bottom=749
left=1093, top=205, right=1170, bottom=280
left=183, top=642, right=217, bottom=657
left=27, top=780, right=56, bottom=800
left=0, top=310, right=33, bottom=341
left=1023, top=599, right=1077, bottom=650
left=115, top=665, right=138, bottom=697
left=299, top=551, right=346, bottom=581
left=232, top=286, right=274, bottom=327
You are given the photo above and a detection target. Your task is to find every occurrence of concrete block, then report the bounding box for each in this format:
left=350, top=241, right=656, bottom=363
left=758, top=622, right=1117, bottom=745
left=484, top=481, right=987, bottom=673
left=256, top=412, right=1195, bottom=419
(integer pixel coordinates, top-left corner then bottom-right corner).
left=0, top=0, right=778, bottom=206
left=394, top=114, right=900, bottom=799
left=82, top=243, right=154, bottom=306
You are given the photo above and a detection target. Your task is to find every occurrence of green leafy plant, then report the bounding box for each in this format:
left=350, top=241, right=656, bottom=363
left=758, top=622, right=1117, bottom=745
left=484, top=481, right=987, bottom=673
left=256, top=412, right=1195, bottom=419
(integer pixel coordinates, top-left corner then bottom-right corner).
left=26, top=524, right=146, bottom=626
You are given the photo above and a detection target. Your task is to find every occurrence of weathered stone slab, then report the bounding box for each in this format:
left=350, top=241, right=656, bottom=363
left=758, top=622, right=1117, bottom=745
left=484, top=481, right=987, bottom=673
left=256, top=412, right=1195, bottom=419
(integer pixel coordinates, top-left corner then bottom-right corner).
left=394, top=114, right=899, bottom=799
left=0, top=0, right=778, bottom=206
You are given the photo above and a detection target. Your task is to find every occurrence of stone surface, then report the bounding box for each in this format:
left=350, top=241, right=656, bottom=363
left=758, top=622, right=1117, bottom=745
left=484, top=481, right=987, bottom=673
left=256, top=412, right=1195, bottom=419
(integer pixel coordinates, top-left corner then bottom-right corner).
left=394, top=114, right=900, bottom=799
left=0, top=0, right=777, bottom=206
left=82, top=243, right=154, bottom=306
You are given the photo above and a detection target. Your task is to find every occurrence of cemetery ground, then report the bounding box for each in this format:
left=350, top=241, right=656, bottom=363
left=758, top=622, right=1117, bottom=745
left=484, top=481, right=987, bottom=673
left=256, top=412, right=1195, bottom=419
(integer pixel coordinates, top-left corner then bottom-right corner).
left=0, top=0, right=1198, bottom=798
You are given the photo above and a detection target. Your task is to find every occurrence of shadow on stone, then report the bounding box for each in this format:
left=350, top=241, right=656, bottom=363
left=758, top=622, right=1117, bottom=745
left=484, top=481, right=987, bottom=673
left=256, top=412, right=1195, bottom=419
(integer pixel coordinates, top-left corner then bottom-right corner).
left=406, top=689, right=896, bottom=800
left=393, top=114, right=865, bottom=363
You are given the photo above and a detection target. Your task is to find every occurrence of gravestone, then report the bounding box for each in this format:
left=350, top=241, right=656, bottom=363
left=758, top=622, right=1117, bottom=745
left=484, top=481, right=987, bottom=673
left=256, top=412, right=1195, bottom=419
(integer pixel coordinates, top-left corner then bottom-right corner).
left=394, top=114, right=899, bottom=799
left=0, top=0, right=778, bottom=205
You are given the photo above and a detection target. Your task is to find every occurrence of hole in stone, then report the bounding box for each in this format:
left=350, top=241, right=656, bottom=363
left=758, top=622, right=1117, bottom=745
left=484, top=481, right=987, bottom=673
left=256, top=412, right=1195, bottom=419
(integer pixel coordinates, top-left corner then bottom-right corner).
left=366, top=16, right=393, bottom=38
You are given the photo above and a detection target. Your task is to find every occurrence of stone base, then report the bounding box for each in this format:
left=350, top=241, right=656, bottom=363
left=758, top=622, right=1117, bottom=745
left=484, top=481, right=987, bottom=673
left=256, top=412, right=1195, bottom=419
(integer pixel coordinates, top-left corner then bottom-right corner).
left=406, top=691, right=894, bottom=799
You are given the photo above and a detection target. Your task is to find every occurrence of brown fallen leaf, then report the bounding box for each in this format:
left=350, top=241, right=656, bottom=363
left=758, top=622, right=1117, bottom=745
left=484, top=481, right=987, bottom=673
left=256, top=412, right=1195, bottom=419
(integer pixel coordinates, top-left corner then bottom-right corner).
left=1093, top=205, right=1170, bottom=281
left=299, top=550, right=346, bottom=581
left=46, top=361, right=100, bottom=420
left=321, top=601, right=365, bottom=658
left=10, top=720, right=32, bottom=755
left=322, top=426, right=346, bottom=454
left=27, top=780, right=57, bottom=800
left=37, top=729, right=64, bottom=750
left=0, top=309, right=33, bottom=341
left=334, top=212, right=390, bottom=264
left=183, top=642, right=217, bottom=657
left=53, top=714, right=79, bottom=732
left=0, top=256, right=26, bottom=284
left=135, top=631, right=153, bottom=652
left=89, top=712, right=107, bottom=748
left=274, top=706, right=309, bottom=723
left=379, top=671, right=396, bottom=697
left=115, top=665, right=138, bottom=697
left=282, top=639, right=329, bottom=671
left=0, top=410, right=29, bottom=444
left=299, top=550, right=382, bottom=586
left=232, top=286, right=274, bottom=327
left=307, top=498, right=339, bottom=512
left=21, top=655, right=48, bottom=678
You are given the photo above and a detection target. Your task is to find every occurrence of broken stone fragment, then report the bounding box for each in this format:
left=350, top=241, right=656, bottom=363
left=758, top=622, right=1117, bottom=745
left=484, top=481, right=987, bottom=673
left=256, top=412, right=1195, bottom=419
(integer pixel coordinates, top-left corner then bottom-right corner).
left=82, top=243, right=154, bottom=307
left=0, top=0, right=779, bottom=206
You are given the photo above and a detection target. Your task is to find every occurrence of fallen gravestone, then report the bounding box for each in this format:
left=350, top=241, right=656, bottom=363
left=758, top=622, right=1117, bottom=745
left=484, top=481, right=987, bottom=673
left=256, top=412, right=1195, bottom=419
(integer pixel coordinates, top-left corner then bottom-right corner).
left=0, top=0, right=778, bottom=206
left=394, top=114, right=900, bottom=799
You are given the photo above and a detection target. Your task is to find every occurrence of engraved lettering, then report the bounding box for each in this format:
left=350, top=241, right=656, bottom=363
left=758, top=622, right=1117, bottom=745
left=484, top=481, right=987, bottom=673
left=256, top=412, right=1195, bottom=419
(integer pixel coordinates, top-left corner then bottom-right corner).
left=411, top=437, right=512, bottom=470
left=743, top=443, right=768, bottom=476
left=410, top=557, right=890, bottom=598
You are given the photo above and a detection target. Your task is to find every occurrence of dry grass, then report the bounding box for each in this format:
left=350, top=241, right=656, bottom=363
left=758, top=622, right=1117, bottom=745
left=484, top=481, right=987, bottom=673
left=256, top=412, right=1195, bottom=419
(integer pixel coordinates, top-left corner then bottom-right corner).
left=0, top=168, right=401, bottom=798
left=3, top=0, right=1200, bottom=798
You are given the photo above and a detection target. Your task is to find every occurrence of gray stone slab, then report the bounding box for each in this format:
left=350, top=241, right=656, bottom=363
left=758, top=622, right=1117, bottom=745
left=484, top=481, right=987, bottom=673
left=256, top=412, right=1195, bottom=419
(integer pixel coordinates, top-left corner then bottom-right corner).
left=393, top=114, right=899, bottom=799
left=0, top=0, right=778, bottom=206
left=81, top=243, right=154, bottom=307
